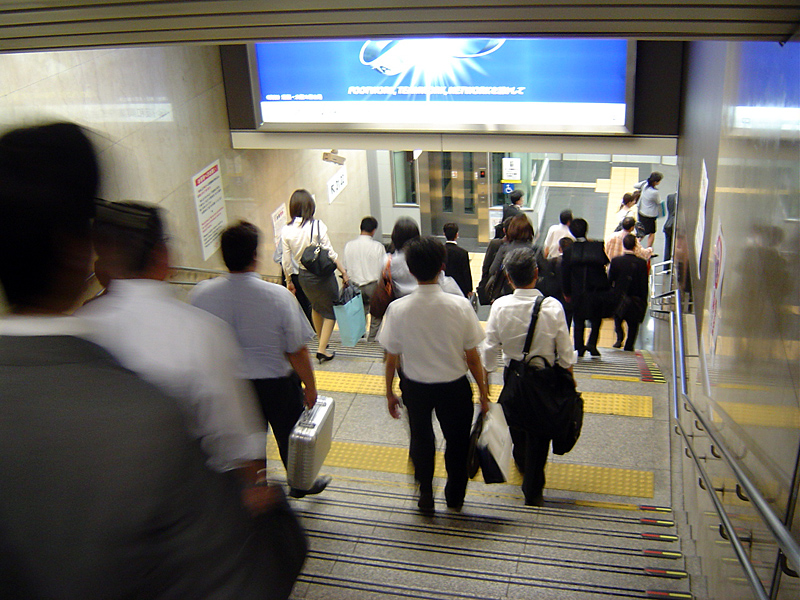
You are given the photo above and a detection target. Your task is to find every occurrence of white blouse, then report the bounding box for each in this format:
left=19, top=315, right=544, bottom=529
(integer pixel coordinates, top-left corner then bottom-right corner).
left=281, top=218, right=338, bottom=277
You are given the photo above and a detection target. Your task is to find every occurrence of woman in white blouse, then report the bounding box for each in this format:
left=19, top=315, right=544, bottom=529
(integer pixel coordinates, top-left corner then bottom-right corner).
left=282, top=189, right=348, bottom=362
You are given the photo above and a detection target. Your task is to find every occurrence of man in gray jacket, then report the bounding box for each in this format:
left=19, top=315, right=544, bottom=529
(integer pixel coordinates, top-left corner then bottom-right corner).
left=0, top=122, right=298, bottom=599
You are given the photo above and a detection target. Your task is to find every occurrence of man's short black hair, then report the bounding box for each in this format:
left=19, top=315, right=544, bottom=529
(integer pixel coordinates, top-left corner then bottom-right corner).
left=509, top=190, right=524, bottom=204
left=559, top=209, right=573, bottom=225
left=623, top=234, right=637, bottom=251
left=503, top=247, right=538, bottom=288
left=0, top=122, right=98, bottom=309
left=221, top=221, right=260, bottom=272
left=621, top=216, right=636, bottom=231
left=443, top=222, right=459, bottom=241
left=569, top=218, right=588, bottom=238
left=404, top=236, right=445, bottom=282
left=559, top=237, right=574, bottom=252
left=93, top=201, right=167, bottom=277
left=360, top=216, right=378, bottom=233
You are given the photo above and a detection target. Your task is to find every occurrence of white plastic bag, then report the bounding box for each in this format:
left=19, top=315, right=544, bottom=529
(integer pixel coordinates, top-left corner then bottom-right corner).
left=477, top=403, right=512, bottom=483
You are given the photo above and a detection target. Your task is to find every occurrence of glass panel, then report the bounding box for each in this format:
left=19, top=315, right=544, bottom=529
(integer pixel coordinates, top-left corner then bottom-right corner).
left=441, top=152, right=453, bottom=212
left=392, top=151, right=417, bottom=205
left=463, top=153, right=475, bottom=214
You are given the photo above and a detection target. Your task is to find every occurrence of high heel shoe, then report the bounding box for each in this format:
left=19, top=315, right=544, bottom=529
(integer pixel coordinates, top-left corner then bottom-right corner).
left=316, top=351, right=335, bottom=363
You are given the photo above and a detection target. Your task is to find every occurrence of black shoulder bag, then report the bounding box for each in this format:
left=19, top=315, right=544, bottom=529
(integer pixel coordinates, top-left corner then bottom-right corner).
left=300, top=219, right=337, bottom=277
left=497, top=296, right=584, bottom=455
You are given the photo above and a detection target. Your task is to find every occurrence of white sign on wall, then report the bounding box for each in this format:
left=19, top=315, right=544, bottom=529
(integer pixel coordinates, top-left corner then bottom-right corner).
left=502, top=157, right=521, bottom=182
left=694, top=159, right=709, bottom=277
left=327, top=165, right=348, bottom=204
left=271, top=204, right=287, bottom=246
left=192, top=160, right=228, bottom=261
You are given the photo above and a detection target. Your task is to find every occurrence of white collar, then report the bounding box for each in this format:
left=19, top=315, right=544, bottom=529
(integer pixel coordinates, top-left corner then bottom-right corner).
left=0, top=314, right=91, bottom=337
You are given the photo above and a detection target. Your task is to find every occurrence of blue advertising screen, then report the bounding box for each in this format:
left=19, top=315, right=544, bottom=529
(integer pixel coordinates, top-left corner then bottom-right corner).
left=255, top=38, right=631, bottom=133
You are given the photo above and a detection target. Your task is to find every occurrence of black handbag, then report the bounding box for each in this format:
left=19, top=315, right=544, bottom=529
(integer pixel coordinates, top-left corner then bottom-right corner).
left=300, top=220, right=336, bottom=277
left=498, top=296, right=584, bottom=455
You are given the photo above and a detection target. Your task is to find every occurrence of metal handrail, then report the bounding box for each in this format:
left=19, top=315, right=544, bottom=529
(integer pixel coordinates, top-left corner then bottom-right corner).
left=661, top=286, right=800, bottom=593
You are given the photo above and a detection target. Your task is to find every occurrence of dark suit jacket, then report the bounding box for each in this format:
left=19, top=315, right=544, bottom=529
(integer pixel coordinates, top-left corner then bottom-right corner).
left=0, top=335, right=276, bottom=600
left=561, top=239, right=610, bottom=317
left=502, top=202, right=521, bottom=221
left=608, top=252, right=649, bottom=301
left=445, top=241, right=472, bottom=296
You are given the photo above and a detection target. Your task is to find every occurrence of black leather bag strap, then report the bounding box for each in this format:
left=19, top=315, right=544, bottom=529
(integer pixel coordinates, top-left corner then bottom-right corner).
left=521, top=296, right=544, bottom=361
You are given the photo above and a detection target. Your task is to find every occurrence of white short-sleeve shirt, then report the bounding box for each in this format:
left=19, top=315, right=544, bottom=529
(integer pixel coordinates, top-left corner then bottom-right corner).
left=377, top=284, right=485, bottom=384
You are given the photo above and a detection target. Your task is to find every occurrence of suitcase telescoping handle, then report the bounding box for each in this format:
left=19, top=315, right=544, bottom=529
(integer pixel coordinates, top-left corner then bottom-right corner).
left=297, top=396, right=325, bottom=429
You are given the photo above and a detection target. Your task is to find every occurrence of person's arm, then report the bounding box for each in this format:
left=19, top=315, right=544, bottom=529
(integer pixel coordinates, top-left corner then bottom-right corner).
left=281, top=231, right=298, bottom=293
left=318, top=221, right=349, bottom=284
left=384, top=352, right=402, bottom=419
left=285, top=346, right=317, bottom=408
left=465, top=347, right=490, bottom=414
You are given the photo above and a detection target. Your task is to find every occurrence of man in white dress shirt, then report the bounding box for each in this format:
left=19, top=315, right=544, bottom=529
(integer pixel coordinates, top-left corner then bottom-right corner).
left=378, top=236, right=489, bottom=513
left=542, top=209, right=575, bottom=258
left=192, top=220, right=330, bottom=499
left=481, top=246, right=576, bottom=506
left=343, top=216, right=387, bottom=341
left=77, top=202, right=269, bottom=503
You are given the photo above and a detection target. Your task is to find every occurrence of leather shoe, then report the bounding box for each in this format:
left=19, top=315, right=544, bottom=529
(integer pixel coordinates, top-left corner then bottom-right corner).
left=289, top=475, right=332, bottom=498
left=417, top=490, right=434, bottom=513
left=612, top=341, right=622, bottom=349
left=524, top=495, right=544, bottom=507
left=587, top=347, right=601, bottom=357
left=316, top=351, right=335, bottom=364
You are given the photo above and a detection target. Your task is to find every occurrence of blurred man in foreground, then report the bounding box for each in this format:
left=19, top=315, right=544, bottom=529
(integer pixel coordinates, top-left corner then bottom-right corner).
left=0, top=122, right=298, bottom=599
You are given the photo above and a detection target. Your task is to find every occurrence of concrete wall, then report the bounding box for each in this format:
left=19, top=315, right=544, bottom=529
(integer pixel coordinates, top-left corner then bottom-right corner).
left=0, top=46, right=371, bottom=279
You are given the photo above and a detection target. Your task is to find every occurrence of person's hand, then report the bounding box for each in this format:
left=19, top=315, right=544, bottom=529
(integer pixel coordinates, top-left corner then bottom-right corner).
left=387, top=393, right=402, bottom=419
left=241, top=483, right=284, bottom=516
left=479, top=392, right=490, bottom=415
left=303, top=386, right=317, bottom=409
left=341, top=271, right=350, bottom=286
left=287, top=279, right=296, bottom=294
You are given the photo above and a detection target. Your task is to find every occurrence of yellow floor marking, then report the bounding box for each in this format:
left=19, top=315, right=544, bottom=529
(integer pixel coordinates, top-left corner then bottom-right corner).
left=715, top=402, right=800, bottom=429
left=269, top=438, right=654, bottom=498
left=315, top=371, right=653, bottom=418
left=591, top=374, right=647, bottom=383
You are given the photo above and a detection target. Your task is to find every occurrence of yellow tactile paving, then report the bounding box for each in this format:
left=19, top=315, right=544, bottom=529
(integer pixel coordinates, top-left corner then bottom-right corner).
left=581, top=392, right=653, bottom=418
left=591, top=374, right=651, bottom=383
left=715, top=402, right=800, bottom=430
left=315, top=371, right=653, bottom=418
left=267, top=438, right=654, bottom=498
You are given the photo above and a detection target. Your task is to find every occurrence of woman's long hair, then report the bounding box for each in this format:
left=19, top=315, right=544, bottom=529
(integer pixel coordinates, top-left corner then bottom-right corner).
left=289, top=189, right=315, bottom=226
left=645, top=172, right=663, bottom=189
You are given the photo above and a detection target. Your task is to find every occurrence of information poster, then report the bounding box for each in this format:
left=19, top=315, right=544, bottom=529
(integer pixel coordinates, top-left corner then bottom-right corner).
left=271, top=203, right=287, bottom=246
left=502, top=157, right=521, bottom=182
left=192, top=160, right=227, bottom=261
left=708, top=223, right=726, bottom=355
left=694, top=159, right=709, bottom=277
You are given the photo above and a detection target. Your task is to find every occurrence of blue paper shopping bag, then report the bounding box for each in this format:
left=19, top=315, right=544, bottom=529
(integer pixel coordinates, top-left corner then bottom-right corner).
left=333, top=283, right=366, bottom=347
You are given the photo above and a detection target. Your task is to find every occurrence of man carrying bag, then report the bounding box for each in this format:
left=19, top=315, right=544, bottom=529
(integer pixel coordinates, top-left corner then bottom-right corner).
left=480, top=247, right=579, bottom=507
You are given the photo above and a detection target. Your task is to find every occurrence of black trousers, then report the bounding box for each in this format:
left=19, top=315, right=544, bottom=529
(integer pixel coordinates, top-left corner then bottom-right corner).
left=573, top=311, right=602, bottom=352
left=251, top=374, right=305, bottom=469
left=399, top=374, right=474, bottom=506
left=510, top=426, right=551, bottom=504
left=614, top=316, right=640, bottom=351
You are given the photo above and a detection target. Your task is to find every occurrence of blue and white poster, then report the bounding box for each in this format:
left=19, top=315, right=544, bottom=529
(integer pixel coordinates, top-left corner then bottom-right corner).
left=255, top=38, right=630, bottom=133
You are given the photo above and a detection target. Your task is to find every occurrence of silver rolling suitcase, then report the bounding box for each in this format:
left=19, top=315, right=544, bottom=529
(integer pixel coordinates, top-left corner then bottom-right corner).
left=287, top=395, right=334, bottom=491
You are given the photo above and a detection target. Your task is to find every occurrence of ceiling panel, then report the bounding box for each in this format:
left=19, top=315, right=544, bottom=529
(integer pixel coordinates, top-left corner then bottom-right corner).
left=1, top=1, right=798, bottom=52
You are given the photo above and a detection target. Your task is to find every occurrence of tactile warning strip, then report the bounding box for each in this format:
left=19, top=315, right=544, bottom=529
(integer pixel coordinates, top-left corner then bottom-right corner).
left=268, top=439, right=654, bottom=498
left=314, top=371, right=653, bottom=418
left=715, top=401, right=800, bottom=429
